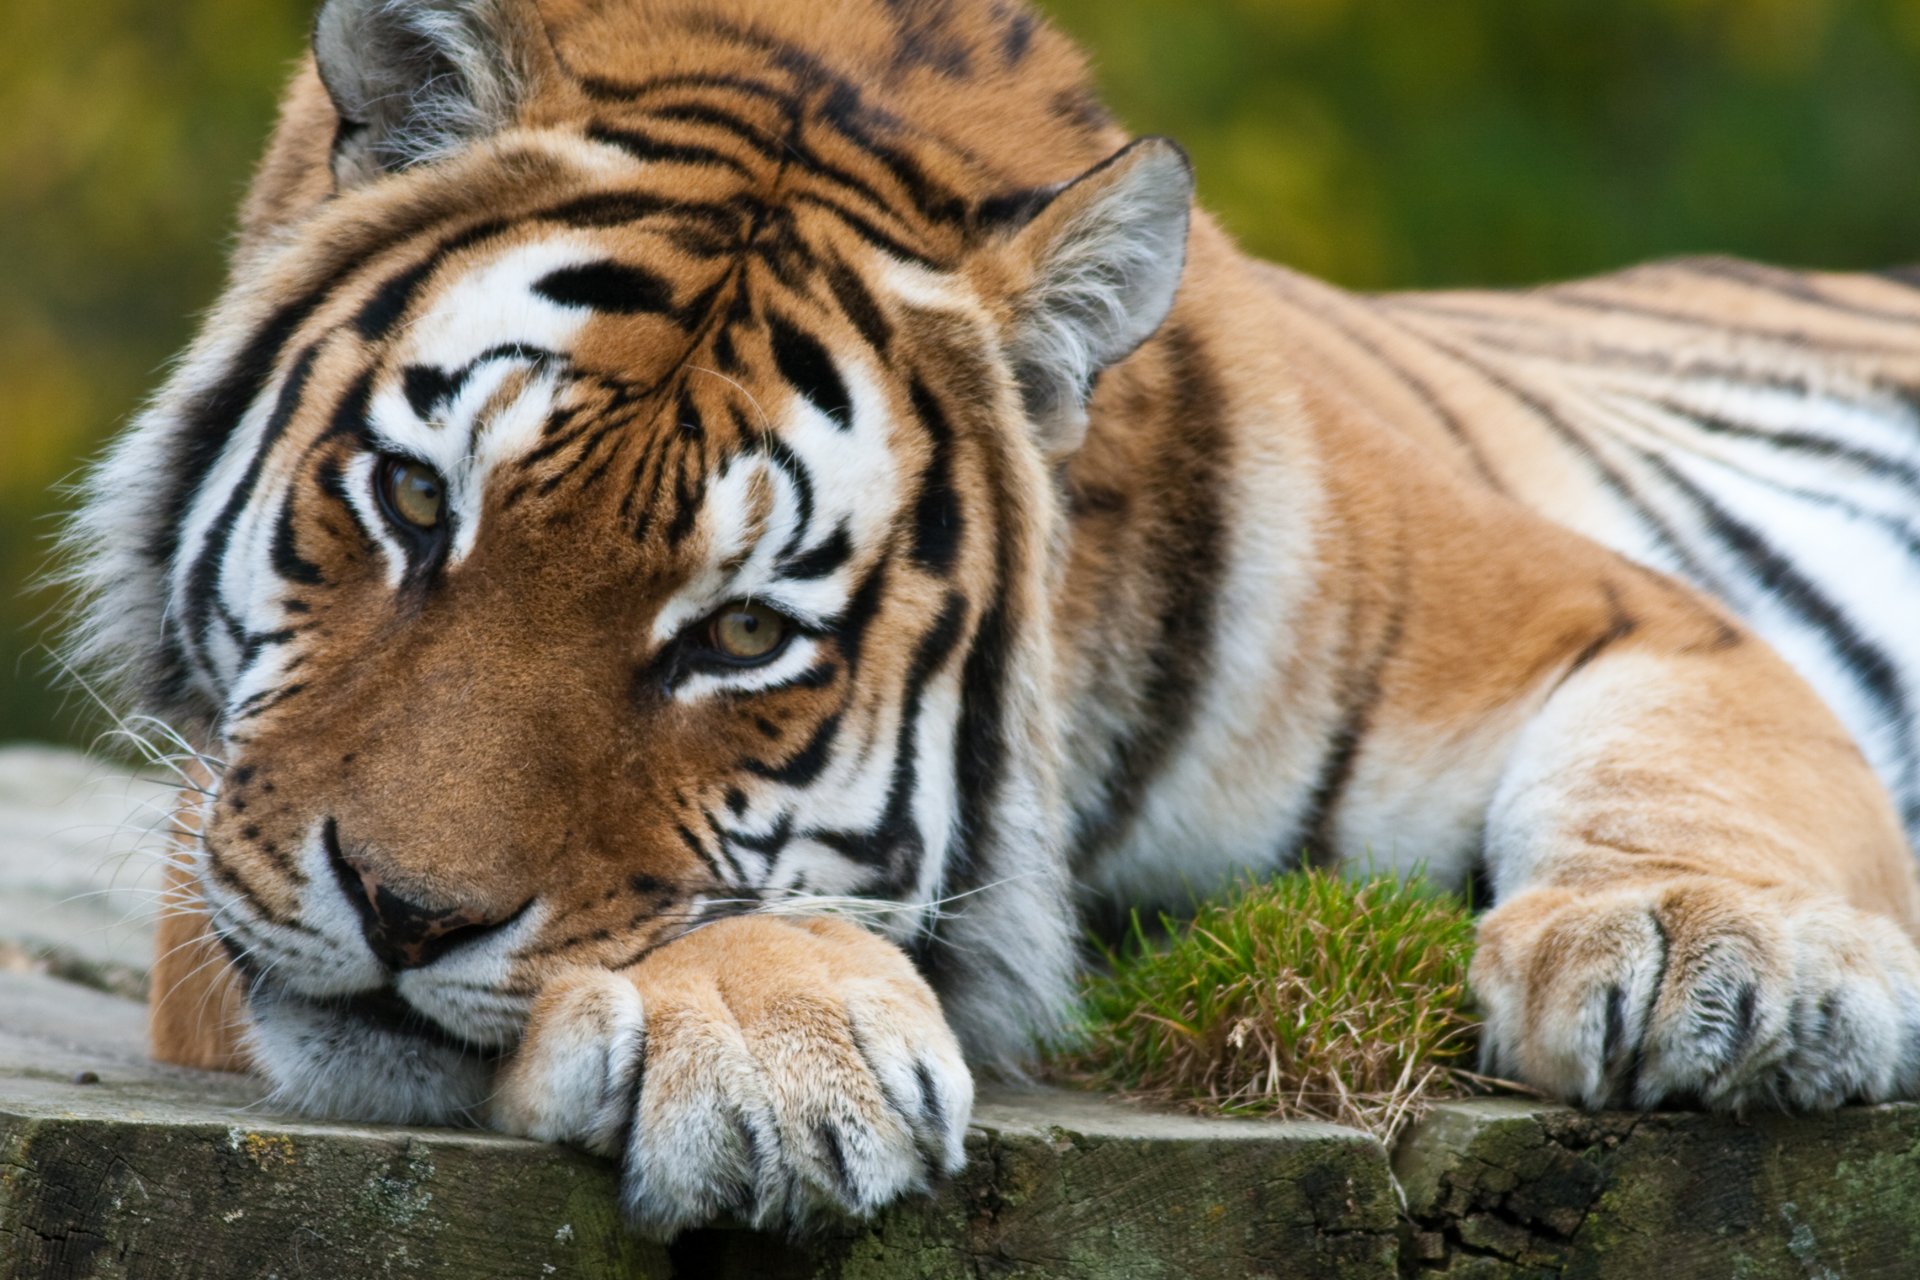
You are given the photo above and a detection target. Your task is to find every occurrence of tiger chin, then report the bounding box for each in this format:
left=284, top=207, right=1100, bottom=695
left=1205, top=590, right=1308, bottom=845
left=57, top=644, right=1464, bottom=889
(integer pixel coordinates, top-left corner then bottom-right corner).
left=69, top=0, right=1920, bottom=1241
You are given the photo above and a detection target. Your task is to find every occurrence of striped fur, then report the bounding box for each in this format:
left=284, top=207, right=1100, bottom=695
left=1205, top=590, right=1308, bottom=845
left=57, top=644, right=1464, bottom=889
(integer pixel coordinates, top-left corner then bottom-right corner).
left=68, top=0, right=1920, bottom=1235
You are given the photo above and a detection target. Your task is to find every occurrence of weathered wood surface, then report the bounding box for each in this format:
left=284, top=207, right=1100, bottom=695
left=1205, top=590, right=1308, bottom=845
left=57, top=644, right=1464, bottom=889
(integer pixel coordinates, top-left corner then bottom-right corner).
left=6, top=968, right=1920, bottom=1279
left=1394, top=1097, right=1920, bottom=1278
left=0, top=746, right=168, bottom=986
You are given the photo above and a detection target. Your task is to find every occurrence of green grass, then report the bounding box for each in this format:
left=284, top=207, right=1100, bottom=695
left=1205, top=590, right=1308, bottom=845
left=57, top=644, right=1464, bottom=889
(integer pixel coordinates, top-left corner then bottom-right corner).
left=1051, top=868, right=1484, bottom=1142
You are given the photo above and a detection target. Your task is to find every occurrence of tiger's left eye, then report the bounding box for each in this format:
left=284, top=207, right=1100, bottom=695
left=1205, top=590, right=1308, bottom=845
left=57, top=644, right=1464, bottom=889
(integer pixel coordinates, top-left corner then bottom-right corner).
left=708, top=601, right=791, bottom=664
left=377, top=457, right=446, bottom=531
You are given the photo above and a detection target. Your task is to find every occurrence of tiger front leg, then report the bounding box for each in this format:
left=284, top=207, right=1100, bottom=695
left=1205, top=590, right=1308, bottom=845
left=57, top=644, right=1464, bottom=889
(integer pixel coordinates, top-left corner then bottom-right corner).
left=1471, top=642, right=1920, bottom=1112
left=488, top=914, right=972, bottom=1238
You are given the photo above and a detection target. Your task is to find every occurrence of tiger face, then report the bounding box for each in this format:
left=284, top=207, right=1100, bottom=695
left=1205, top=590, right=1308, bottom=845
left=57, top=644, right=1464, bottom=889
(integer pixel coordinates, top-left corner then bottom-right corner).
left=74, top=0, right=1193, bottom=1130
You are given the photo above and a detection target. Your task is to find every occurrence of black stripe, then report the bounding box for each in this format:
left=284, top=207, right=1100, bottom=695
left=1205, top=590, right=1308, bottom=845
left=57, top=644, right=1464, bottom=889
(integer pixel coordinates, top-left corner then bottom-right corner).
left=780, top=524, right=853, bottom=581
left=791, top=192, right=940, bottom=267
left=815, top=86, right=969, bottom=224
left=1444, top=326, right=1819, bottom=401
left=1294, top=547, right=1411, bottom=869
left=1002, top=10, right=1037, bottom=63
left=972, top=185, right=1057, bottom=232
left=785, top=661, right=840, bottom=692
left=352, top=220, right=507, bottom=341
left=534, top=261, right=677, bottom=315
left=1559, top=582, right=1640, bottom=686
left=229, top=680, right=309, bottom=722
left=402, top=366, right=454, bottom=420
left=833, top=557, right=891, bottom=672
left=543, top=191, right=672, bottom=227
left=232, top=621, right=296, bottom=673
left=944, top=332, right=1027, bottom=900
left=1049, top=85, right=1113, bottom=133
left=890, top=19, right=974, bottom=79
left=640, top=102, right=785, bottom=162
left=951, top=588, right=1011, bottom=892
left=314, top=453, right=375, bottom=547
left=821, top=254, right=893, bottom=352
left=1617, top=914, right=1671, bottom=1107
left=542, top=408, right=633, bottom=500
left=745, top=711, right=843, bottom=787
left=1625, top=402, right=1920, bottom=562
left=149, top=285, right=336, bottom=589
left=576, top=70, right=792, bottom=106
left=318, top=370, right=376, bottom=445
left=1650, top=396, right=1920, bottom=492
left=354, top=255, right=438, bottom=340
left=586, top=123, right=755, bottom=179
left=433, top=343, right=564, bottom=418
left=269, top=492, right=325, bottom=587
left=761, top=435, right=818, bottom=563
left=1515, top=287, right=1920, bottom=357
left=768, top=311, right=854, bottom=428
left=622, top=432, right=672, bottom=543
left=808, top=591, right=968, bottom=877
left=720, top=813, right=794, bottom=860
left=663, top=434, right=708, bottom=547
left=778, top=132, right=929, bottom=235
left=518, top=404, right=602, bottom=471
left=547, top=189, right=754, bottom=241
left=908, top=378, right=963, bottom=574
left=181, top=345, right=322, bottom=679
left=677, top=823, right=740, bottom=884
left=675, top=391, right=705, bottom=439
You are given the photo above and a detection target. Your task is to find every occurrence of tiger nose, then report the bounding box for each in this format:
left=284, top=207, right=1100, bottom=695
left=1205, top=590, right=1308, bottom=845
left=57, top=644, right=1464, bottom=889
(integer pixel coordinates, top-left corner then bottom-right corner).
left=323, top=819, right=515, bottom=970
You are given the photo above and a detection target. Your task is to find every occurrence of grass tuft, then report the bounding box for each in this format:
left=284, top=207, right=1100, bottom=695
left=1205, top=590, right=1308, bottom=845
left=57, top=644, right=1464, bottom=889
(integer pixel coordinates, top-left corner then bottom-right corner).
left=1051, top=868, right=1485, bottom=1143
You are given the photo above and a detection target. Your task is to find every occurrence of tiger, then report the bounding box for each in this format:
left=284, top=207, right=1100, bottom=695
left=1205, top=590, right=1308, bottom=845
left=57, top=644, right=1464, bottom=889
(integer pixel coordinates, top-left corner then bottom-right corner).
left=65, top=0, right=1920, bottom=1238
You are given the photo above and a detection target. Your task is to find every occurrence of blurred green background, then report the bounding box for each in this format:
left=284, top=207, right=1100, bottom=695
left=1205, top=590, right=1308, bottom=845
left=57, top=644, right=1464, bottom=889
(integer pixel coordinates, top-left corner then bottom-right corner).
left=6, top=0, right=1920, bottom=748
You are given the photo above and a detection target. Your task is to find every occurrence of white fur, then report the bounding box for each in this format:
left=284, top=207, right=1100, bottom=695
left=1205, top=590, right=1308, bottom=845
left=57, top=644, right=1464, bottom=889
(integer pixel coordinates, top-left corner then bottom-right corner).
left=245, top=987, right=494, bottom=1125
left=395, top=901, right=546, bottom=1047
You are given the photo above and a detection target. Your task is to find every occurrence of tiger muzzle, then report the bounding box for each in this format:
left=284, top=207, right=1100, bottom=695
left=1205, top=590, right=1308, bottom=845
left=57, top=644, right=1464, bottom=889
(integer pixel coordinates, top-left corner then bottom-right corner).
left=323, top=817, right=527, bottom=970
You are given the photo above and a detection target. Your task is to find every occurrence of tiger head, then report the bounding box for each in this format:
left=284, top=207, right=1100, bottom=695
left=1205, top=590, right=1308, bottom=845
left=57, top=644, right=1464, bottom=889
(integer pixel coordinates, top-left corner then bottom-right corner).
left=67, top=0, right=1193, bottom=1121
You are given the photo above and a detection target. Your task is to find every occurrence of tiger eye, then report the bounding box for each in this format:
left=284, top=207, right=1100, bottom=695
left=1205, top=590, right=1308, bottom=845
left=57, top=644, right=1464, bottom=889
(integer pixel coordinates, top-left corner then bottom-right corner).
left=710, top=601, right=789, bottom=663
left=379, top=457, right=446, bottom=531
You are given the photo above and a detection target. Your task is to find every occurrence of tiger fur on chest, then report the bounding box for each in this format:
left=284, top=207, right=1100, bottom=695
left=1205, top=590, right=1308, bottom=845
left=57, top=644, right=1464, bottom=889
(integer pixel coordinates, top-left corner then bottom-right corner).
left=71, top=0, right=1920, bottom=1237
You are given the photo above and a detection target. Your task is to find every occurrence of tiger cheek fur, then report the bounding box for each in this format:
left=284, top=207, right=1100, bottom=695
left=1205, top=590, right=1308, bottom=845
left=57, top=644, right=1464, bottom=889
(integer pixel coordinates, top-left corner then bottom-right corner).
left=72, top=0, right=1920, bottom=1242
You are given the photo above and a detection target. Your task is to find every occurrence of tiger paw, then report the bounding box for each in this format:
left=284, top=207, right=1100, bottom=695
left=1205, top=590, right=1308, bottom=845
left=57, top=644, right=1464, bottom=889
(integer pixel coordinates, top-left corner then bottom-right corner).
left=1470, top=878, right=1920, bottom=1112
left=488, top=914, right=972, bottom=1237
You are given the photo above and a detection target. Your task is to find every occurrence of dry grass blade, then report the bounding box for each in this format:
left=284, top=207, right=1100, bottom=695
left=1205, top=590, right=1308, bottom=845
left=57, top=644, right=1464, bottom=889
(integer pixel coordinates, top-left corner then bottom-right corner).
left=1050, top=868, right=1489, bottom=1145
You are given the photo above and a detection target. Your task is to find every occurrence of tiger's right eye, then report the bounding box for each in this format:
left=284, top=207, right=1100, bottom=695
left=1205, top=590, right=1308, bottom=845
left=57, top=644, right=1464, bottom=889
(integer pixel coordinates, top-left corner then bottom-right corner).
left=707, top=601, right=792, bottom=665
left=376, top=457, right=447, bottom=532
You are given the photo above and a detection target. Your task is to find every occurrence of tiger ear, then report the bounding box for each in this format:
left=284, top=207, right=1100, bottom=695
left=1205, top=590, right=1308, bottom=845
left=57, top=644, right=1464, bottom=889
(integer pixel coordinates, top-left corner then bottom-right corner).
left=313, top=0, right=551, bottom=187
left=987, top=138, right=1194, bottom=458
